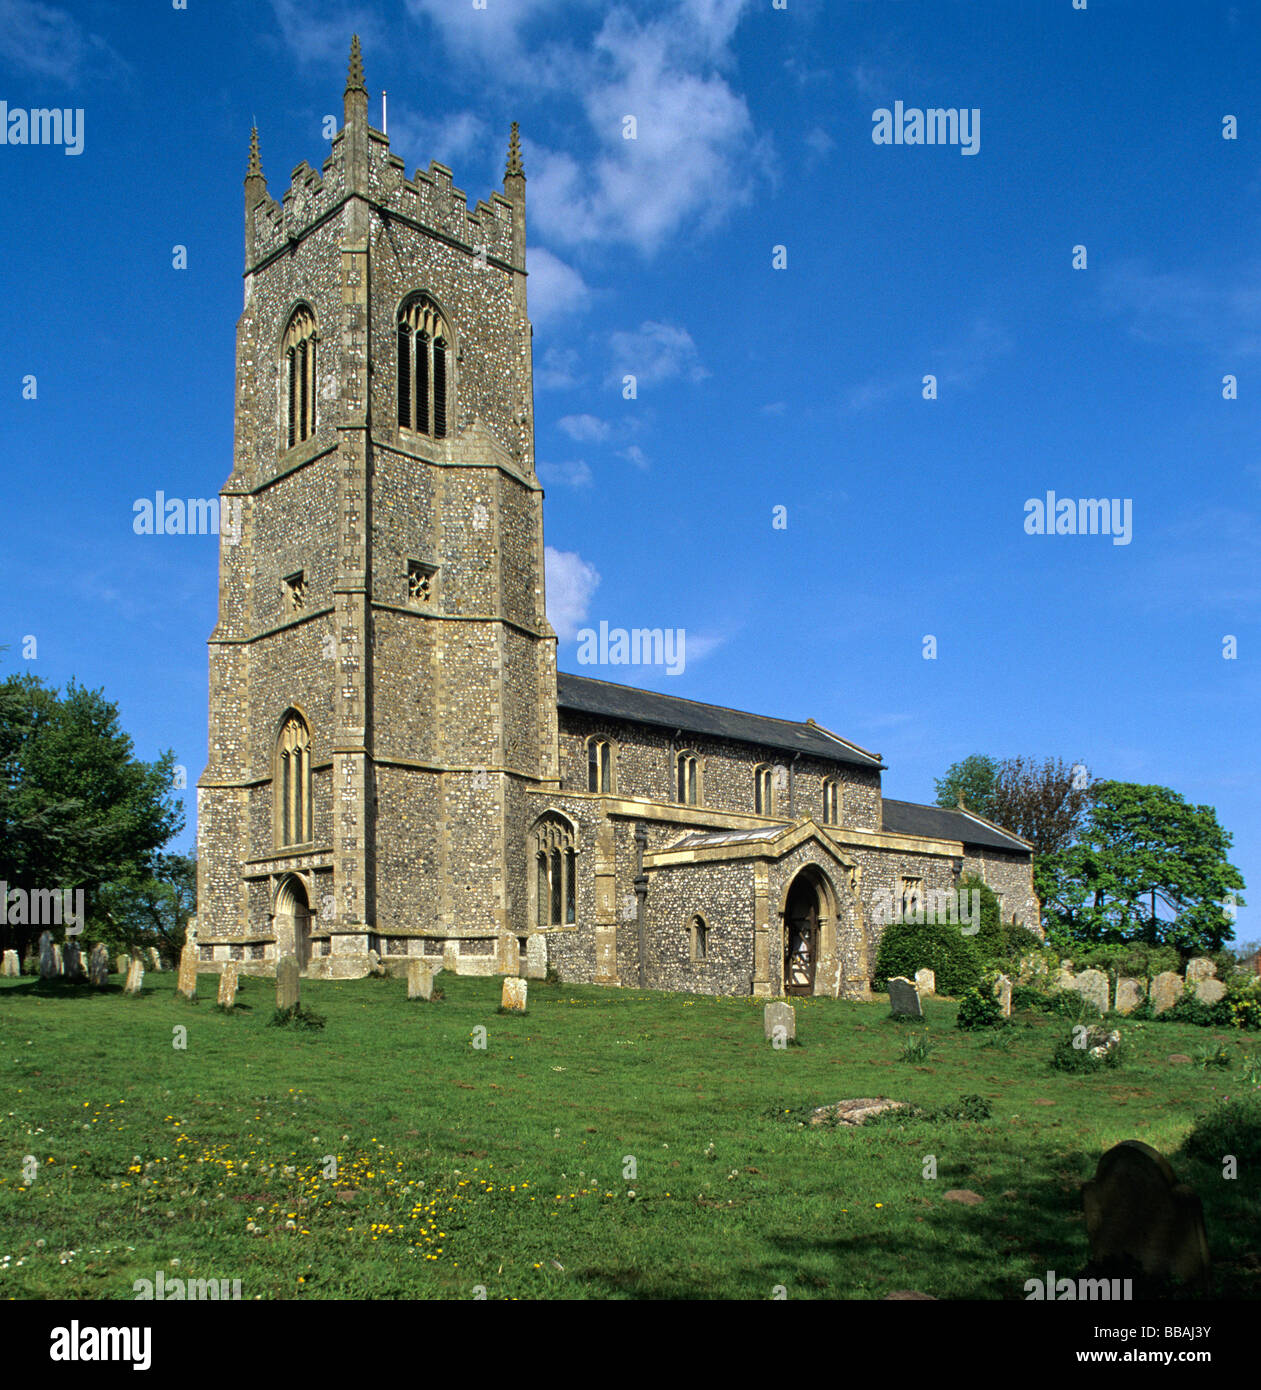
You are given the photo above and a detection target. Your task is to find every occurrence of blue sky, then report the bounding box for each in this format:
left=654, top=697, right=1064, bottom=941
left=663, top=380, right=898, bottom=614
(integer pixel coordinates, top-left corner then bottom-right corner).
left=0, top=0, right=1256, bottom=945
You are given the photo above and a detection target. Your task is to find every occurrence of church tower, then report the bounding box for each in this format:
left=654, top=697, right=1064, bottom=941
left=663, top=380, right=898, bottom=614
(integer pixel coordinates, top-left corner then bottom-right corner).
left=197, top=39, right=560, bottom=976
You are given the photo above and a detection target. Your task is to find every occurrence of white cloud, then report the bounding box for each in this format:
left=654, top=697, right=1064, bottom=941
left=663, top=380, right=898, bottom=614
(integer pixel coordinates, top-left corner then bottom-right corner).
left=607, top=320, right=708, bottom=387
left=557, top=414, right=610, bottom=443
left=618, top=445, right=650, bottom=470
left=0, top=0, right=126, bottom=83
left=536, top=346, right=585, bottom=391
left=269, top=1, right=386, bottom=69
left=385, top=108, right=490, bottom=176
left=545, top=547, right=600, bottom=640
left=526, top=246, right=592, bottom=326
left=538, top=459, right=594, bottom=489
left=403, top=0, right=585, bottom=64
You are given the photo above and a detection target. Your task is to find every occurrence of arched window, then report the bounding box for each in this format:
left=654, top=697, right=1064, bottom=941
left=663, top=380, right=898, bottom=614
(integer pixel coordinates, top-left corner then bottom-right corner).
left=530, top=815, right=577, bottom=926
left=283, top=306, right=317, bottom=449
left=754, top=764, right=774, bottom=816
left=587, top=737, right=613, bottom=793
left=688, top=914, right=708, bottom=964
left=822, top=779, right=841, bottom=826
left=676, top=751, right=700, bottom=806
left=276, top=711, right=313, bottom=847
left=398, top=295, right=450, bottom=439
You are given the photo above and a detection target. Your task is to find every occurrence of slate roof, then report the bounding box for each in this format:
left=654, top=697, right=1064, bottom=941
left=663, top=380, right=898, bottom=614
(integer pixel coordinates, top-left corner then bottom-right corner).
left=881, top=798, right=1031, bottom=853
left=556, top=672, right=884, bottom=770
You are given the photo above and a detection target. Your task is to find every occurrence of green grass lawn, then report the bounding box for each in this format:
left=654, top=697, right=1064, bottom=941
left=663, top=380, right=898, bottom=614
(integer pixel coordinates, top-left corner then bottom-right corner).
left=0, top=971, right=1256, bottom=1300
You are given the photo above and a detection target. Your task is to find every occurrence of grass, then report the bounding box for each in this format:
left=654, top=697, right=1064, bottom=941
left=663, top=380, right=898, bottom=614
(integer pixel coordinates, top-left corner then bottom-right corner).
left=0, top=970, right=1257, bottom=1300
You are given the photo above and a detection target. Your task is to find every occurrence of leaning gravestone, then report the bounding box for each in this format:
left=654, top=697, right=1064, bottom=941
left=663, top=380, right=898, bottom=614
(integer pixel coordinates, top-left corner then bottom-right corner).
left=116, top=953, right=129, bottom=977
left=525, top=933, right=548, bottom=981
left=122, top=958, right=145, bottom=995
left=1185, top=957, right=1216, bottom=984
left=993, top=972, right=1012, bottom=1018
left=764, top=1000, right=796, bottom=1043
left=52, top=945, right=63, bottom=975
left=407, top=959, right=433, bottom=1001
left=1150, top=972, right=1183, bottom=1014
left=276, top=955, right=300, bottom=1010
left=176, top=943, right=198, bottom=1001
left=914, top=968, right=936, bottom=997
left=1113, top=977, right=1144, bottom=1015
left=88, top=944, right=109, bottom=986
left=38, top=931, right=58, bottom=979
left=217, top=963, right=238, bottom=1009
left=1193, top=977, right=1227, bottom=1006
left=501, top=977, right=527, bottom=1012
left=148, top=947, right=163, bottom=972
left=1, top=949, right=19, bottom=977
left=1082, top=1140, right=1210, bottom=1289
left=887, top=976, right=923, bottom=1018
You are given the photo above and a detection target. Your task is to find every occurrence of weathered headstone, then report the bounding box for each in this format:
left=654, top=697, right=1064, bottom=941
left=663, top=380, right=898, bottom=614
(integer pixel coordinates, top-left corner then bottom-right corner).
left=914, top=968, right=936, bottom=997
left=501, top=977, right=527, bottom=1012
left=442, top=941, right=458, bottom=974
left=122, top=958, right=145, bottom=995
left=1114, top=977, right=1145, bottom=1015
left=64, top=942, right=84, bottom=981
left=1, top=949, right=19, bottom=977
left=52, top=944, right=63, bottom=976
left=1185, top=957, right=1216, bottom=984
left=1067, top=968, right=1110, bottom=1015
left=1082, top=1140, right=1210, bottom=1289
left=764, top=1000, right=796, bottom=1042
left=366, top=948, right=385, bottom=978
left=116, top=953, right=129, bottom=977
left=88, top=943, right=109, bottom=986
left=1086, top=1027, right=1122, bottom=1061
left=525, top=933, right=548, bottom=980
left=148, top=947, right=163, bottom=972
left=407, top=959, right=433, bottom=1001
left=1193, top=978, right=1227, bottom=1006
left=217, top=962, right=238, bottom=1009
left=276, top=955, right=300, bottom=1010
left=176, top=942, right=198, bottom=1000
left=993, top=972, right=1012, bottom=1018
left=887, top=976, right=922, bottom=1018
left=38, top=931, right=58, bottom=979
left=1150, top=971, right=1183, bottom=1014
left=1054, top=965, right=1076, bottom=992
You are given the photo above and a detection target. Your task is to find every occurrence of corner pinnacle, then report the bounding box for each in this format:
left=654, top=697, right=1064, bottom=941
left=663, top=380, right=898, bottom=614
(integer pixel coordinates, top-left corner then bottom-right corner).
left=247, top=126, right=262, bottom=179
left=505, top=121, right=524, bottom=180
left=346, top=34, right=366, bottom=93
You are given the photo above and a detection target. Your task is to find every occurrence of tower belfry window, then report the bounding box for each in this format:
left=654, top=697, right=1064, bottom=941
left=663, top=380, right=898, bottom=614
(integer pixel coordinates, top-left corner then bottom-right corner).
left=398, top=296, right=450, bottom=440
left=283, top=306, right=317, bottom=449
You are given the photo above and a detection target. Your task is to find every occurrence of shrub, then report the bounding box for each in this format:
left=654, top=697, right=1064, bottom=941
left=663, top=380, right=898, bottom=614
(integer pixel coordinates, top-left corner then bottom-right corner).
left=1195, top=1044, right=1232, bottom=1069
left=1006, top=922, right=1045, bottom=960
left=956, top=986, right=1003, bottom=1030
left=1185, top=1093, right=1261, bottom=1165
left=1012, top=984, right=1054, bottom=1013
left=957, top=873, right=1004, bottom=960
left=268, top=1003, right=326, bottom=1030
left=1051, top=1025, right=1122, bottom=1073
left=873, top=918, right=982, bottom=997
left=900, top=1033, right=934, bottom=1063
left=544, top=966, right=561, bottom=985
left=1165, top=991, right=1231, bottom=1029
left=1049, top=989, right=1103, bottom=1023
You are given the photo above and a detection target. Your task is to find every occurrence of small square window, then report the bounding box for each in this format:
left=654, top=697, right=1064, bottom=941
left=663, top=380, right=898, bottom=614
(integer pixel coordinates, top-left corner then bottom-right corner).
left=407, top=560, right=437, bottom=605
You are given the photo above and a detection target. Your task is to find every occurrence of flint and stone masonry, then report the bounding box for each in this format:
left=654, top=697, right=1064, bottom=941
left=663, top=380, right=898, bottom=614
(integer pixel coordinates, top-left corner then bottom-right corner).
left=196, top=39, right=1040, bottom=998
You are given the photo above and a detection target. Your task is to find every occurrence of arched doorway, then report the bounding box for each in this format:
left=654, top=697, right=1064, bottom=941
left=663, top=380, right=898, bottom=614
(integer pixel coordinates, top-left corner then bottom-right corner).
left=274, top=875, right=312, bottom=970
left=784, top=871, right=825, bottom=996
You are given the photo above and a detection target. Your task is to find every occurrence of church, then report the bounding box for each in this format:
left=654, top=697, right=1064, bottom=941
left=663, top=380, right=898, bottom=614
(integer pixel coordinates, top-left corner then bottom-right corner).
left=194, top=40, right=1038, bottom=998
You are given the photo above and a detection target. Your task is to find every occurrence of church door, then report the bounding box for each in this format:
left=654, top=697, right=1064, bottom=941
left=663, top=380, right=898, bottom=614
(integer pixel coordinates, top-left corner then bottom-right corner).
left=784, top=877, right=819, bottom=996
left=274, top=876, right=312, bottom=971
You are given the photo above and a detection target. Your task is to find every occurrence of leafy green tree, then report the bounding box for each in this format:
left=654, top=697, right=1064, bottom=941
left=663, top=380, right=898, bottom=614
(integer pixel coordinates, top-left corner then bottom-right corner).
left=0, top=673, right=183, bottom=959
left=934, top=755, right=1000, bottom=821
left=1039, top=781, right=1245, bottom=953
left=992, top=755, right=1093, bottom=857
left=96, top=852, right=196, bottom=962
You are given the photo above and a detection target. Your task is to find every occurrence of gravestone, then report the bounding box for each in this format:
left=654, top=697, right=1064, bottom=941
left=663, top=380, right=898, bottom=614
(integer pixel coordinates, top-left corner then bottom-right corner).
left=88, top=944, right=109, bottom=986
left=1193, top=978, right=1227, bottom=1006
left=499, top=934, right=521, bottom=977
left=887, top=976, right=922, bottom=1018
left=407, top=959, right=433, bottom=1001
left=276, top=955, right=300, bottom=1010
left=914, top=968, right=936, bottom=997
left=1, top=949, right=19, bottom=977
left=1114, top=977, right=1145, bottom=1015
left=501, top=977, right=527, bottom=1012
left=525, top=933, right=548, bottom=980
left=1185, top=957, right=1216, bottom=984
left=38, top=931, right=58, bottom=979
left=116, top=954, right=129, bottom=977
left=122, top=959, right=145, bottom=995
left=176, top=943, right=198, bottom=1000
left=1017, top=953, right=1049, bottom=985
left=442, top=941, right=458, bottom=974
left=1082, top=1140, right=1210, bottom=1289
left=1054, top=965, right=1076, bottom=991
left=993, top=972, right=1012, bottom=1018
left=1068, top=968, right=1110, bottom=1015
left=366, top=948, right=385, bottom=978
left=52, top=945, right=63, bottom=975
left=1086, top=1027, right=1122, bottom=1061
left=764, top=1000, right=796, bottom=1042
left=217, top=963, right=238, bottom=1009
left=1150, top=972, right=1183, bottom=1014
left=64, top=942, right=84, bottom=981
left=148, top=947, right=163, bottom=972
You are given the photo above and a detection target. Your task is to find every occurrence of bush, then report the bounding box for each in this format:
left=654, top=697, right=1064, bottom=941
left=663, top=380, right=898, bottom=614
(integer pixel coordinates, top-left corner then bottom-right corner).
left=1165, top=991, right=1231, bottom=1029
left=956, top=986, right=1003, bottom=1030
left=874, top=918, right=982, bottom=997
left=1048, top=989, right=1103, bottom=1023
left=957, top=873, right=1003, bottom=960
left=900, top=1033, right=934, bottom=1063
left=1051, top=1025, right=1122, bottom=1073
left=268, top=1003, right=326, bottom=1030
left=1185, top=1093, right=1261, bottom=1165
left=1066, top=941, right=1180, bottom=981
left=1012, top=984, right=1054, bottom=1013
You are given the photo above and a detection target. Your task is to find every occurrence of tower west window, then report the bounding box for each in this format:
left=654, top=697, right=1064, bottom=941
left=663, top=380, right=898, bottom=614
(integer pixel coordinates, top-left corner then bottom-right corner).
left=397, top=295, right=450, bottom=439
left=283, top=305, right=317, bottom=449
left=276, top=711, right=313, bottom=848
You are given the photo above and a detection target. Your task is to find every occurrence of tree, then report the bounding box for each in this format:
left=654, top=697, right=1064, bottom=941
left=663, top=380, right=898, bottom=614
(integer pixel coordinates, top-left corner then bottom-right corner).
left=0, top=673, right=184, bottom=960
left=1038, top=781, right=1245, bottom=954
left=934, top=755, right=1000, bottom=821
left=96, top=851, right=196, bottom=961
left=991, top=755, right=1094, bottom=857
